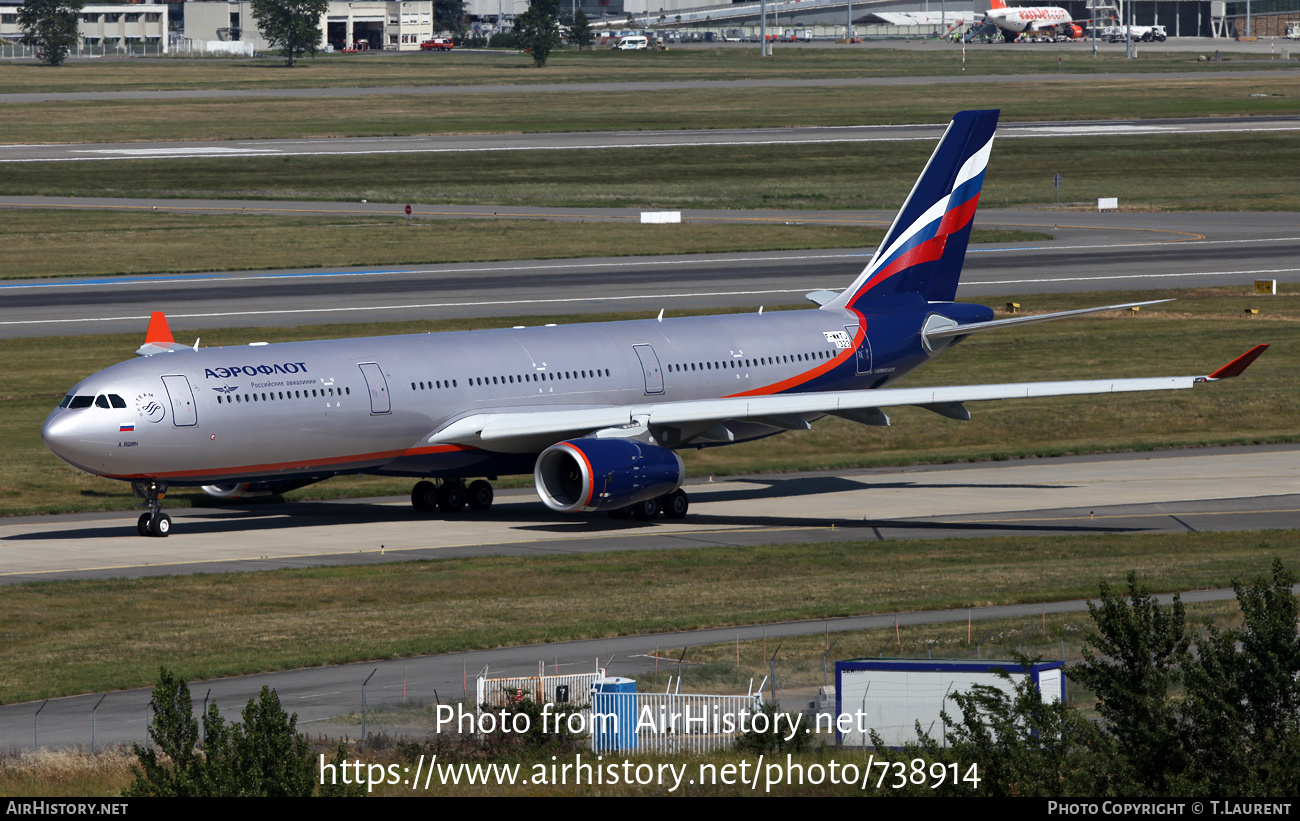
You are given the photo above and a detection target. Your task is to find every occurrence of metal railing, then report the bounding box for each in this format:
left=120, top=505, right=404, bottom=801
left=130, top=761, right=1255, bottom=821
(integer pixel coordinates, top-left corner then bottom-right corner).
left=477, top=669, right=605, bottom=711
left=0, top=42, right=168, bottom=58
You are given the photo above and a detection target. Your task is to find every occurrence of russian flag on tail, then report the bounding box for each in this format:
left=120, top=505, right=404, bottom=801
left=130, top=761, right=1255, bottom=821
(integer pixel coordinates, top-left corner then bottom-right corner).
left=826, top=110, right=1000, bottom=312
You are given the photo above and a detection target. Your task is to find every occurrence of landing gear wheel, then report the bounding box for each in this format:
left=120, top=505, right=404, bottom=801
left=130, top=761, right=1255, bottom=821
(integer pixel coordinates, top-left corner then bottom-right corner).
left=438, top=481, right=467, bottom=513
left=630, top=497, right=660, bottom=522
left=136, top=480, right=169, bottom=537
left=467, top=480, right=493, bottom=512
left=147, top=513, right=171, bottom=538
left=607, top=508, right=632, bottom=520
left=662, top=489, right=689, bottom=520
left=411, top=480, right=437, bottom=513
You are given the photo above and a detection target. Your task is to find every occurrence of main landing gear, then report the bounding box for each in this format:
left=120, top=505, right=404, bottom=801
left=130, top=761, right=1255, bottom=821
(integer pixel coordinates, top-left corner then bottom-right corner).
left=134, top=480, right=172, bottom=538
left=607, top=488, right=689, bottom=522
left=410, top=479, right=494, bottom=514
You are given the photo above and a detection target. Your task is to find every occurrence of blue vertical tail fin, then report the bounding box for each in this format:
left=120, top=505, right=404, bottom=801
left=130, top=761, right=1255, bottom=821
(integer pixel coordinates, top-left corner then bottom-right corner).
left=825, top=110, right=999, bottom=312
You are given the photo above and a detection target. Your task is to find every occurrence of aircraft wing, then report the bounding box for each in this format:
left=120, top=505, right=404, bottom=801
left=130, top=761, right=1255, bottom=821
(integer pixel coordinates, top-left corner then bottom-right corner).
left=429, top=345, right=1268, bottom=450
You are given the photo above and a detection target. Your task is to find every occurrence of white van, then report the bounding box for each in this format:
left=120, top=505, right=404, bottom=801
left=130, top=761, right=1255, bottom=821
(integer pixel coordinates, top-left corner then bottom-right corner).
left=614, top=35, right=648, bottom=50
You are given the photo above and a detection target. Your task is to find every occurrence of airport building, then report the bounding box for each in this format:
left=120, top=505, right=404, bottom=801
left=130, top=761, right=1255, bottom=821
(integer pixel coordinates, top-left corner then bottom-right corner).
left=0, top=0, right=170, bottom=53
left=183, top=1, right=435, bottom=51
left=521, top=0, right=1294, bottom=39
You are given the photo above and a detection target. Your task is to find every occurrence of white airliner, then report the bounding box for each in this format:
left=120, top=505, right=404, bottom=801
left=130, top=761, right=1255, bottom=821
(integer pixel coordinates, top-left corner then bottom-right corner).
left=982, top=0, right=1085, bottom=40
left=42, top=110, right=1267, bottom=537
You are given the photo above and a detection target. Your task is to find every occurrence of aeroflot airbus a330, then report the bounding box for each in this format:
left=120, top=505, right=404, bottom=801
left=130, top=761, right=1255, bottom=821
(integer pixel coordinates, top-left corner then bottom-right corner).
left=43, top=110, right=1267, bottom=537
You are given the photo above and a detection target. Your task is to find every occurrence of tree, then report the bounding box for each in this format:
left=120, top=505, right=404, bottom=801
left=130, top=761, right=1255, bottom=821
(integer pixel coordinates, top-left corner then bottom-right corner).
left=892, top=662, right=1125, bottom=797
left=1069, top=573, right=1191, bottom=795
left=214, top=686, right=316, bottom=796
left=128, top=668, right=345, bottom=797
left=434, top=0, right=466, bottom=34
left=17, top=0, right=83, bottom=67
left=515, top=0, right=561, bottom=67
left=568, top=9, right=593, bottom=50
left=125, top=668, right=204, bottom=797
left=251, top=0, right=328, bottom=67
left=1181, top=559, right=1300, bottom=796
left=734, top=703, right=811, bottom=755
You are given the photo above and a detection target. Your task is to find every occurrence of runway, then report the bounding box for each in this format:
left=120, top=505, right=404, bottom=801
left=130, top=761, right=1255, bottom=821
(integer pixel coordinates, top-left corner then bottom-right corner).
left=0, top=446, right=1296, bottom=750
left=2, top=116, right=1298, bottom=163
left=3, top=446, right=1297, bottom=584
left=1, top=206, right=1296, bottom=337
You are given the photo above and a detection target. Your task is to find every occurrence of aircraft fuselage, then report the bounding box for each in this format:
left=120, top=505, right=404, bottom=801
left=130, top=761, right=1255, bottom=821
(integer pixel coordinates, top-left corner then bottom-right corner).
left=42, top=300, right=963, bottom=487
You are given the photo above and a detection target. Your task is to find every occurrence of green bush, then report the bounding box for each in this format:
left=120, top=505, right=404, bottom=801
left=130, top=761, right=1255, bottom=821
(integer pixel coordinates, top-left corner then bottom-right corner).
left=126, top=667, right=359, bottom=797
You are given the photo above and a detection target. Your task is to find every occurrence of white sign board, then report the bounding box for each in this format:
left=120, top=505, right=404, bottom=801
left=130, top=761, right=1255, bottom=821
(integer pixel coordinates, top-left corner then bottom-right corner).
left=640, top=211, right=681, bottom=224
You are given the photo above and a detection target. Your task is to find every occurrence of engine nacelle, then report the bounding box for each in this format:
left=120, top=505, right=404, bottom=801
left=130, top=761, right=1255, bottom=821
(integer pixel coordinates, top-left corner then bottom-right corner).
left=534, top=439, right=684, bottom=513
left=200, top=478, right=323, bottom=499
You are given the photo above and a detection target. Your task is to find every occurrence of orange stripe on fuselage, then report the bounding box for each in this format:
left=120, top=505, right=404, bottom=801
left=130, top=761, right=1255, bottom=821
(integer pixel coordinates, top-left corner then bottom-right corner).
left=726, top=316, right=865, bottom=398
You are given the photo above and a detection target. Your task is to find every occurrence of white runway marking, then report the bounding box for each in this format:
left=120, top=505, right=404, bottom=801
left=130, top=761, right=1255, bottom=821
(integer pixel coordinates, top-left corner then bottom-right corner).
left=7, top=119, right=1300, bottom=163
left=0, top=288, right=817, bottom=326
left=977, top=266, right=1300, bottom=287
left=76, top=147, right=265, bottom=156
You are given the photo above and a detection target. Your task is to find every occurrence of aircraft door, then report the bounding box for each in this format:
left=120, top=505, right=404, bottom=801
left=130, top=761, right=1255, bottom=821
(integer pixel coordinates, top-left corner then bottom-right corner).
left=160, top=375, right=197, bottom=427
left=358, top=362, right=391, bottom=414
left=846, top=325, right=872, bottom=375
left=632, top=344, right=664, bottom=395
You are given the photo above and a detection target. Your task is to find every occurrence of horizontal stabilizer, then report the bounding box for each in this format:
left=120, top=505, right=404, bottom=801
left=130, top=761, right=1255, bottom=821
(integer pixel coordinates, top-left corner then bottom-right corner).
left=923, top=299, right=1173, bottom=342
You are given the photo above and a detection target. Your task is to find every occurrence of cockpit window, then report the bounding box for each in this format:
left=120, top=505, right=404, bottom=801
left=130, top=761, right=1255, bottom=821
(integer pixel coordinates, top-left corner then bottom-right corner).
left=59, top=393, right=125, bottom=409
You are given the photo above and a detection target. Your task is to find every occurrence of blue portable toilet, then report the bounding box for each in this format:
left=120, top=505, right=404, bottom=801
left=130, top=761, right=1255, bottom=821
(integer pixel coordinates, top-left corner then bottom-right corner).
left=591, top=676, right=637, bottom=752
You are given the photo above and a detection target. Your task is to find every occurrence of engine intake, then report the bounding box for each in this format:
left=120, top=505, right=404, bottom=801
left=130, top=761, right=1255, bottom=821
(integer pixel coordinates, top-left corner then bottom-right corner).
left=535, top=439, right=684, bottom=513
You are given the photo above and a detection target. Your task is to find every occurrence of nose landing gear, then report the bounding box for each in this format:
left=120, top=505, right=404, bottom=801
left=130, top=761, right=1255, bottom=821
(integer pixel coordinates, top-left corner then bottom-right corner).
left=134, top=481, right=172, bottom=537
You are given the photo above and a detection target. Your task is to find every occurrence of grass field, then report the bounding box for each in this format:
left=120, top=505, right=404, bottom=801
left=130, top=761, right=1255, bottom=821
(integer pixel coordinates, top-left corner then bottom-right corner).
left=6, top=131, right=1300, bottom=211
left=0, top=210, right=1047, bottom=281
left=1, top=530, right=1295, bottom=704
left=0, top=47, right=1284, bottom=96
left=7, top=74, right=1300, bottom=144
left=4, top=286, right=1294, bottom=518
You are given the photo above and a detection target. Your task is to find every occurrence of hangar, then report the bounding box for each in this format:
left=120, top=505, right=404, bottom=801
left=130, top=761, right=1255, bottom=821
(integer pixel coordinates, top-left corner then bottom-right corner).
left=183, top=0, right=436, bottom=52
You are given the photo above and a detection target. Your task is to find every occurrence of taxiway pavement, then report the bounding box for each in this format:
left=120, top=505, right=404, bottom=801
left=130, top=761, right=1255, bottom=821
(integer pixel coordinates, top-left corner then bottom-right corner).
left=4, top=446, right=1296, bottom=584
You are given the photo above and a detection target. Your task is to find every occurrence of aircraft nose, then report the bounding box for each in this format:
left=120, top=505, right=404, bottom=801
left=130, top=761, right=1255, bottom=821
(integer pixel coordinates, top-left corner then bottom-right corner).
left=42, top=411, right=99, bottom=473
left=42, top=411, right=76, bottom=456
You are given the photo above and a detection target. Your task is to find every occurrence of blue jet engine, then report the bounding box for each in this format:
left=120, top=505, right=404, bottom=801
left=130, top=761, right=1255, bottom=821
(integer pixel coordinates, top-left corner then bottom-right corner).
left=534, top=438, right=684, bottom=513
